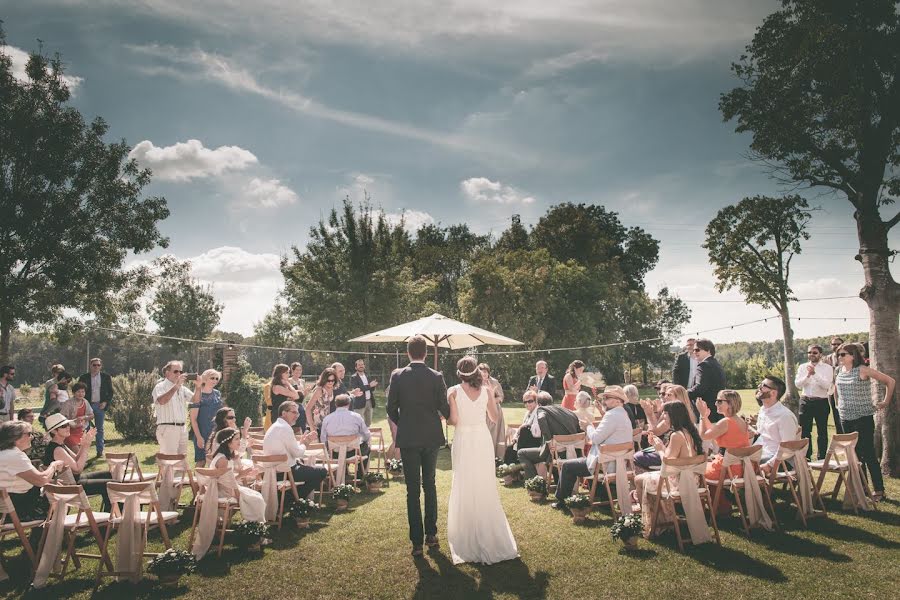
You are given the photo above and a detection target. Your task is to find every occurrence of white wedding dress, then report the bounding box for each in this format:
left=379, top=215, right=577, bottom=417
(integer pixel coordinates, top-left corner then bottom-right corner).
left=447, top=384, right=518, bottom=565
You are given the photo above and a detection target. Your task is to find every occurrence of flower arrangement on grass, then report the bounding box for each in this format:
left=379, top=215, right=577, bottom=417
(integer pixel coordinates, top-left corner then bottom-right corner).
left=232, top=520, right=271, bottom=549
left=387, top=458, right=403, bottom=473
left=364, top=471, right=385, bottom=491
left=610, top=514, right=643, bottom=549
left=564, top=494, right=592, bottom=523
left=147, top=548, right=196, bottom=585
left=292, top=498, right=319, bottom=518
left=524, top=475, right=548, bottom=501
left=332, top=484, right=356, bottom=508
left=496, top=463, right=524, bottom=485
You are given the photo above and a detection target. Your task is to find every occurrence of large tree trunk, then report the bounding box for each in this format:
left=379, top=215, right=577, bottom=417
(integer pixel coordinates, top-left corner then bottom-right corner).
left=0, top=321, right=10, bottom=366
left=779, top=306, right=799, bottom=413
left=855, top=205, right=900, bottom=478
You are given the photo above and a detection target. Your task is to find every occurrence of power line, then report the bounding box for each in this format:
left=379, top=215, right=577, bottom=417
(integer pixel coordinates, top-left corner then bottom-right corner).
left=679, top=295, right=860, bottom=303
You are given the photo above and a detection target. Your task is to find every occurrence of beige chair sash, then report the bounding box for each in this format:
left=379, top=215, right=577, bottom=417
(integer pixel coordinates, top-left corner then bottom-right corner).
left=106, top=485, right=147, bottom=582
left=776, top=443, right=815, bottom=516
left=107, top=456, right=128, bottom=482
left=832, top=438, right=874, bottom=511
left=598, top=446, right=634, bottom=515
left=255, top=460, right=282, bottom=522
left=33, top=489, right=91, bottom=588
left=327, top=437, right=361, bottom=486
left=660, top=460, right=712, bottom=545
left=157, top=457, right=186, bottom=510
left=723, top=448, right=773, bottom=531
left=191, top=473, right=220, bottom=560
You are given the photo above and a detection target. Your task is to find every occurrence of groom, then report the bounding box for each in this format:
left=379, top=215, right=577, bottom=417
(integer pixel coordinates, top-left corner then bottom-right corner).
left=386, top=334, right=450, bottom=556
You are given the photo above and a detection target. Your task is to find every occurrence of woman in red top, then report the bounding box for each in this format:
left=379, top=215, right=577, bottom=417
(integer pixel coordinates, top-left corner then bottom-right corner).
left=59, top=382, right=94, bottom=452
left=561, top=360, right=585, bottom=411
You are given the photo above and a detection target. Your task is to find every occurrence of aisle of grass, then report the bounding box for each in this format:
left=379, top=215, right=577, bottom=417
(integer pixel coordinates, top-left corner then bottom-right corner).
left=2, top=391, right=898, bottom=599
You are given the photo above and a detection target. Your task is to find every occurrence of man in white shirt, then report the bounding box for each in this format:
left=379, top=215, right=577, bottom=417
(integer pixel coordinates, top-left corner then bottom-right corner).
left=263, top=401, right=327, bottom=499
left=794, top=345, right=834, bottom=460
left=752, top=375, right=799, bottom=469
left=152, top=360, right=194, bottom=455
left=552, top=386, right=634, bottom=508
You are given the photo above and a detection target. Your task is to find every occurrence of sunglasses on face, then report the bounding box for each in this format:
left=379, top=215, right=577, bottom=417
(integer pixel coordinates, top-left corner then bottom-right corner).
left=837, top=352, right=849, bottom=357
left=758, top=383, right=773, bottom=390
left=172, top=370, right=183, bottom=374
left=524, top=400, right=536, bottom=405
left=715, top=399, right=726, bottom=404
left=91, top=364, right=101, bottom=368
left=692, top=348, right=702, bottom=353
left=225, top=415, right=236, bottom=420
left=326, top=379, right=336, bottom=383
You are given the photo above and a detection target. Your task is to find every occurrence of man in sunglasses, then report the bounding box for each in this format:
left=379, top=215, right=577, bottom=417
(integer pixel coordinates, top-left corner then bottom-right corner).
left=78, top=358, right=113, bottom=458
left=152, top=360, right=195, bottom=455
left=751, top=375, right=799, bottom=469
left=502, top=390, right=542, bottom=464
left=822, top=336, right=845, bottom=434
left=794, top=344, right=834, bottom=459
left=687, top=338, right=727, bottom=423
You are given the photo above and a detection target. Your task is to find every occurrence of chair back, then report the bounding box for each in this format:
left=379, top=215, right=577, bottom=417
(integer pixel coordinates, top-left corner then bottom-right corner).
left=551, top=433, right=585, bottom=461
left=597, top=442, right=636, bottom=515
left=326, top=435, right=363, bottom=486
left=156, top=453, right=190, bottom=510
left=253, top=454, right=290, bottom=521
left=191, top=468, right=227, bottom=560
left=826, top=432, right=873, bottom=511
left=106, top=481, right=160, bottom=582
left=774, top=439, right=817, bottom=516
left=105, top=452, right=146, bottom=482
left=659, top=454, right=713, bottom=546
left=34, top=484, right=97, bottom=588
left=722, top=445, right=773, bottom=530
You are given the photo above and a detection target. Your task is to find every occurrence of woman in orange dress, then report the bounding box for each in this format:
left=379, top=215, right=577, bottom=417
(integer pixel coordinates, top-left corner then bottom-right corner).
left=698, top=389, right=750, bottom=514
left=561, top=360, right=585, bottom=411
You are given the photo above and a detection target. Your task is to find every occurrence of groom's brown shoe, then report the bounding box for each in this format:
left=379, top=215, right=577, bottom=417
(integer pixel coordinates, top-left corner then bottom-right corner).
left=425, top=535, right=439, bottom=548
left=411, top=545, right=424, bottom=556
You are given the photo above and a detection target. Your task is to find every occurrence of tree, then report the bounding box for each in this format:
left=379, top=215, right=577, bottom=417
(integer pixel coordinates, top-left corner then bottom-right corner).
left=0, top=35, right=169, bottom=363
left=495, top=214, right=530, bottom=252
left=720, top=0, right=900, bottom=472
left=704, top=195, right=813, bottom=408
left=620, top=287, right=692, bottom=384
left=411, top=223, right=489, bottom=317
left=147, top=257, right=222, bottom=354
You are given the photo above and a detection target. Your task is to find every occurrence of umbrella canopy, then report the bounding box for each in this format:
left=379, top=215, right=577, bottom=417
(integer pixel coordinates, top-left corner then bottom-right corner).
left=348, top=313, right=523, bottom=368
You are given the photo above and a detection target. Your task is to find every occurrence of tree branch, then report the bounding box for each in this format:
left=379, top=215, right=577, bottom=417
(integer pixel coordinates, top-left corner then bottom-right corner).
left=886, top=210, right=900, bottom=231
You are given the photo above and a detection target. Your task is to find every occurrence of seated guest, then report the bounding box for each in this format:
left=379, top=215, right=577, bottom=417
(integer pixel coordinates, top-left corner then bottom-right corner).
left=208, top=428, right=266, bottom=523
left=44, top=414, right=113, bottom=511
left=635, top=401, right=704, bottom=530
left=622, top=384, right=647, bottom=429
left=517, top=391, right=579, bottom=479
left=59, top=382, right=94, bottom=452
left=0, top=421, right=64, bottom=522
left=502, top=391, right=542, bottom=464
left=553, top=386, right=634, bottom=507
left=573, top=391, right=596, bottom=431
left=751, top=375, right=799, bottom=471
left=698, top=390, right=751, bottom=514
left=17, top=408, right=35, bottom=424
left=263, top=401, right=327, bottom=500
left=206, top=407, right=251, bottom=462
left=321, top=394, right=371, bottom=478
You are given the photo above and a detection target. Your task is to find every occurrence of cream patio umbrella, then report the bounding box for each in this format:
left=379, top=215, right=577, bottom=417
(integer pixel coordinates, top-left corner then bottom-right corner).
left=348, top=313, right=523, bottom=369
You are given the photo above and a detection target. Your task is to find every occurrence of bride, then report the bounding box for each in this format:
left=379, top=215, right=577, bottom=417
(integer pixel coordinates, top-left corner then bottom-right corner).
left=447, top=356, right=518, bottom=565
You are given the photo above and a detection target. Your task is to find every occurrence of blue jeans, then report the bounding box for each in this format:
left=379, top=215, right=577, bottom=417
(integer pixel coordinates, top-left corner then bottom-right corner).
left=91, top=403, right=105, bottom=455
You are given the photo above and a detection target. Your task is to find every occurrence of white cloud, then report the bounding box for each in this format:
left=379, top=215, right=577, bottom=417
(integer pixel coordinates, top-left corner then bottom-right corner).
left=460, top=177, right=535, bottom=205
left=376, top=209, right=435, bottom=233
left=1, top=44, right=83, bottom=91
left=129, top=139, right=258, bottom=181
left=188, top=246, right=281, bottom=284
left=238, top=177, right=300, bottom=209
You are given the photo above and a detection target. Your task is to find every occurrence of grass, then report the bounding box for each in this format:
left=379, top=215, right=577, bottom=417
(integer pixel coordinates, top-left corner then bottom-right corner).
left=2, top=391, right=899, bottom=599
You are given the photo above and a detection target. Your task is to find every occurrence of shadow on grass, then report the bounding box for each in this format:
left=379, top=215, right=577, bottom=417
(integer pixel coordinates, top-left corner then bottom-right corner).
left=683, top=544, right=788, bottom=582
left=412, top=549, right=550, bottom=600
left=804, top=517, right=900, bottom=548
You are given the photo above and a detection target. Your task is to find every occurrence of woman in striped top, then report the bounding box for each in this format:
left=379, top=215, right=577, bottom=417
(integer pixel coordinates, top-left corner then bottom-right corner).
left=834, top=342, right=895, bottom=501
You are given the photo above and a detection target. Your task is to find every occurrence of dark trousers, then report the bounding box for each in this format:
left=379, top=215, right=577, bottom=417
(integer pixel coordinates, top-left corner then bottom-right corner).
left=91, top=403, right=106, bottom=455
left=799, top=397, right=830, bottom=459
left=77, top=471, right=113, bottom=512
left=290, top=463, right=328, bottom=499
left=829, top=395, right=844, bottom=434
left=399, top=446, right=439, bottom=545
left=555, top=458, right=592, bottom=502
left=841, top=415, right=884, bottom=493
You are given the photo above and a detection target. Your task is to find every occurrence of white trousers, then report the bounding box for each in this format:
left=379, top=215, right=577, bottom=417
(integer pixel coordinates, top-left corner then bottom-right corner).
left=156, top=424, right=188, bottom=455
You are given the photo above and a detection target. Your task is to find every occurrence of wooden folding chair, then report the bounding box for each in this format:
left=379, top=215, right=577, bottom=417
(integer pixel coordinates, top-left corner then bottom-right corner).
left=768, top=439, right=827, bottom=526
left=155, top=453, right=197, bottom=509
left=252, top=454, right=298, bottom=529
left=248, top=427, right=265, bottom=434
left=588, top=442, right=636, bottom=519
left=95, top=481, right=179, bottom=586
left=548, top=432, right=585, bottom=489
left=711, top=445, right=778, bottom=536
left=33, top=484, right=113, bottom=588
left=262, top=382, right=273, bottom=430
left=809, top=432, right=876, bottom=514
left=325, top=435, right=367, bottom=488
left=648, top=455, right=720, bottom=551
left=368, top=428, right=388, bottom=476
left=0, top=489, right=43, bottom=573
left=505, top=423, right=521, bottom=449
left=105, top=452, right=155, bottom=483
left=249, top=432, right=267, bottom=442
left=188, top=467, right=241, bottom=558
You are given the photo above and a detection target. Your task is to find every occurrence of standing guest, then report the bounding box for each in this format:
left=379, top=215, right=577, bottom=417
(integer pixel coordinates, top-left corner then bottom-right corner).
left=697, top=390, right=750, bottom=514
left=622, top=384, right=647, bottom=429
left=44, top=414, right=113, bottom=512
left=0, top=421, right=64, bottom=522
left=189, top=369, right=224, bottom=467
left=561, top=360, right=585, bottom=411
left=517, top=392, right=580, bottom=479
left=288, top=362, right=307, bottom=403
left=553, top=386, right=634, bottom=508
left=263, top=401, right=328, bottom=500
left=152, top=361, right=193, bottom=456
left=208, top=428, right=267, bottom=523
left=834, top=342, right=895, bottom=502
left=823, top=336, right=845, bottom=434
left=794, top=345, right=834, bottom=460
left=0, top=366, right=16, bottom=423
left=78, top=358, right=113, bottom=458
left=39, top=370, right=72, bottom=424
left=478, top=363, right=506, bottom=460
left=527, top=360, right=557, bottom=399
left=504, top=391, right=542, bottom=464
left=687, top=339, right=727, bottom=423
left=331, top=362, right=363, bottom=414
left=59, top=382, right=94, bottom=452
left=271, top=364, right=305, bottom=431
left=350, top=359, right=379, bottom=426
left=305, top=368, right=338, bottom=436
left=751, top=375, right=799, bottom=469
left=671, top=338, right=698, bottom=388
left=206, top=407, right=252, bottom=461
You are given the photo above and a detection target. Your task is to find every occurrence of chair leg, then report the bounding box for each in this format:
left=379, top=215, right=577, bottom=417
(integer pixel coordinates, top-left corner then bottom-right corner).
left=604, top=479, right=617, bottom=519
left=670, top=499, right=684, bottom=551
left=786, top=476, right=807, bottom=527
left=188, top=499, right=202, bottom=549
left=762, top=485, right=780, bottom=531
left=733, top=487, right=751, bottom=537
left=217, top=506, right=230, bottom=557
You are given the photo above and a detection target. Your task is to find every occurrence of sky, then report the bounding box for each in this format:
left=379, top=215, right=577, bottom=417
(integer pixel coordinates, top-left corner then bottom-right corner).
left=3, top=1, right=895, bottom=344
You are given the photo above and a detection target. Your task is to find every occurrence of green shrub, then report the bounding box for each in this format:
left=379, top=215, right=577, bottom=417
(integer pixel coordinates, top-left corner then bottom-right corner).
left=225, top=357, right=264, bottom=426
left=110, top=370, right=159, bottom=441
left=17, top=383, right=32, bottom=398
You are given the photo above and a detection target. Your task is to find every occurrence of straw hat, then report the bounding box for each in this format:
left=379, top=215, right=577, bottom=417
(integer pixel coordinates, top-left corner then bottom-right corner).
left=45, top=413, right=75, bottom=433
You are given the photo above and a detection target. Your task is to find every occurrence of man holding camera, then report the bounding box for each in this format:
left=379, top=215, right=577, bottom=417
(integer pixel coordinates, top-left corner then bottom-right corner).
left=152, top=360, right=195, bottom=455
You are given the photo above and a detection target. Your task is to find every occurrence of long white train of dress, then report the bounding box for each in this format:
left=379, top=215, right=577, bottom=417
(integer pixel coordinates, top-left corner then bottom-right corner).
left=447, top=384, right=519, bottom=565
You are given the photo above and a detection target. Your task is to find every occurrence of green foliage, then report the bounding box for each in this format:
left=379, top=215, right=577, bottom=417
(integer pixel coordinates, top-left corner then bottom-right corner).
left=610, top=513, right=643, bottom=541
left=232, top=520, right=271, bottom=546
left=147, top=257, right=222, bottom=354
left=109, top=370, right=158, bottom=441
left=524, top=475, right=548, bottom=494
left=225, top=357, right=264, bottom=427
left=17, top=383, right=31, bottom=397
left=146, top=548, right=196, bottom=576
left=0, top=34, right=169, bottom=363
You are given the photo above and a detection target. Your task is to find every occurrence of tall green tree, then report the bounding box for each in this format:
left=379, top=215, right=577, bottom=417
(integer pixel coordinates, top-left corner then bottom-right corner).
left=411, top=224, right=490, bottom=317
left=704, top=195, right=813, bottom=407
left=147, top=257, right=222, bottom=354
left=0, top=35, right=169, bottom=363
left=720, top=0, right=900, bottom=471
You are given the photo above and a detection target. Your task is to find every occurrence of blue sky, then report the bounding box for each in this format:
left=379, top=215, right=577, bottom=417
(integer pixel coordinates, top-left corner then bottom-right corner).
left=4, top=1, right=893, bottom=342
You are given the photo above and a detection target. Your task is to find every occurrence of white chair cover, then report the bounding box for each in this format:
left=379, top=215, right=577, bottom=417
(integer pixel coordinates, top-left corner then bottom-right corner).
left=598, top=446, right=634, bottom=515
left=832, top=438, right=875, bottom=512
left=33, top=488, right=90, bottom=589
left=107, top=456, right=128, bottom=482
left=775, top=444, right=815, bottom=516
left=107, top=486, right=144, bottom=583
left=191, top=473, right=220, bottom=560
left=256, top=461, right=280, bottom=522
left=660, top=460, right=712, bottom=545
left=157, top=457, right=186, bottom=511
left=723, top=448, right=774, bottom=531
left=327, top=438, right=361, bottom=487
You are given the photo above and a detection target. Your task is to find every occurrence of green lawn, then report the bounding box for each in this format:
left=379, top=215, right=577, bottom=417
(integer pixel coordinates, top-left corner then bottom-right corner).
left=2, top=391, right=899, bottom=599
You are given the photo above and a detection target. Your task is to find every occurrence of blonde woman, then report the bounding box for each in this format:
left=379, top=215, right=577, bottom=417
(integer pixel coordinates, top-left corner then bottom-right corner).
left=698, top=390, right=750, bottom=514
left=189, top=369, right=223, bottom=466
